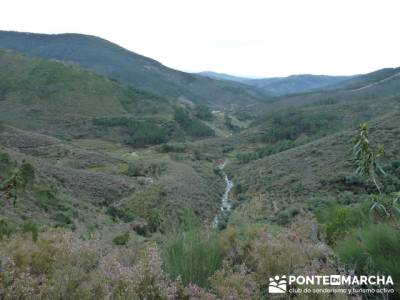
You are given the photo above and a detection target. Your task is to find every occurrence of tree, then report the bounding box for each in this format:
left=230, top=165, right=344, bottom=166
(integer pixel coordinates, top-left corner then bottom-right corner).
left=353, top=123, right=385, bottom=194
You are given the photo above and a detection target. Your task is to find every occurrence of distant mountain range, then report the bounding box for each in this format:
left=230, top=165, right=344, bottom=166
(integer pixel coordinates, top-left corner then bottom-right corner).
left=0, top=31, right=268, bottom=107
left=198, top=71, right=352, bottom=95
left=1, top=30, right=398, bottom=103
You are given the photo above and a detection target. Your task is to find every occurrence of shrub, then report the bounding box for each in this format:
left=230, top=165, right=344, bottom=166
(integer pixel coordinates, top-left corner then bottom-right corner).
left=0, top=219, right=15, bottom=239
left=316, top=204, right=365, bottom=245
left=275, top=207, right=300, bottom=225
left=34, top=189, right=68, bottom=212
left=248, top=216, right=337, bottom=296
left=219, top=221, right=261, bottom=266
left=117, top=185, right=169, bottom=232
left=126, top=163, right=144, bottom=177
left=53, top=212, right=74, bottom=229
left=21, top=222, right=39, bottom=242
left=336, top=224, right=400, bottom=291
left=19, top=161, right=35, bottom=186
left=112, top=232, right=130, bottom=246
left=162, top=225, right=224, bottom=287
left=233, top=182, right=244, bottom=195
left=0, top=153, right=13, bottom=177
left=210, top=264, right=259, bottom=299
left=0, top=230, right=178, bottom=299
left=339, top=191, right=356, bottom=205
left=106, top=206, right=133, bottom=222
left=276, top=211, right=291, bottom=226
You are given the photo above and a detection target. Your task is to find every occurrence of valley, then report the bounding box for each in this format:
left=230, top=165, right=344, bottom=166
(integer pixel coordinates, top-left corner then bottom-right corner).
left=0, top=31, right=399, bottom=299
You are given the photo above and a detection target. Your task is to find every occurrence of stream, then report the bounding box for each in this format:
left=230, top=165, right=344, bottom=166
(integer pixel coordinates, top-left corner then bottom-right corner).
left=212, top=160, right=234, bottom=228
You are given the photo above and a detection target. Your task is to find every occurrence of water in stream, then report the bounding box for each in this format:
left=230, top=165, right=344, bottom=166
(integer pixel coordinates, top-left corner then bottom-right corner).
left=212, top=160, right=234, bottom=228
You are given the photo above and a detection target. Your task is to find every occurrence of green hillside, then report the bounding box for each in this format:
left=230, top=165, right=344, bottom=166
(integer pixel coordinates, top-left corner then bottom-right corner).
left=0, top=49, right=218, bottom=143
left=0, top=49, right=173, bottom=134
left=332, top=67, right=400, bottom=90
left=0, top=31, right=269, bottom=107
left=229, top=111, right=400, bottom=222
left=0, top=124, right=224, bottom=232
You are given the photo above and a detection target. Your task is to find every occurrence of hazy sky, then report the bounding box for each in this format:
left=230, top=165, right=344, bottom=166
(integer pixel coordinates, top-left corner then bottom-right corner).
left=1, top=0, right=400, bottom=77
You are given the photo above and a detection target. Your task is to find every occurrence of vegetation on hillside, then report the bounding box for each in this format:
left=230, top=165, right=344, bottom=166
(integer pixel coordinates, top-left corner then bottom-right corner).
left=0, top=31, right=269, bottom=106
left=174, top=107, right=215, bottom=138
left=1, top=35, right=400, bottom=299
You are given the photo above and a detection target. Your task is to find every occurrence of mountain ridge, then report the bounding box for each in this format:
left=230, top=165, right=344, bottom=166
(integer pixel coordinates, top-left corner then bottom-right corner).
left=198, top=70, right=352, bottom=95
left=0, top=30, right=269, bottom=107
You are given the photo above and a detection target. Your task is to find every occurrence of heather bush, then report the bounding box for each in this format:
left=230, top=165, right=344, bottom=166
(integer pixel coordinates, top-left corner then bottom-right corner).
left=0, top=230, right=178, bottom=299
left=220, top=221, right=262, bottom=265
left=247, top=216, right=336, bottom=293
left=210, top=264, right=259, bottom=299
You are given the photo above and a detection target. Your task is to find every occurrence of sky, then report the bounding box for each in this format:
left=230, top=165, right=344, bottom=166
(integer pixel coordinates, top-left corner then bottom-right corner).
left=1, top=0, right=400, bottom=77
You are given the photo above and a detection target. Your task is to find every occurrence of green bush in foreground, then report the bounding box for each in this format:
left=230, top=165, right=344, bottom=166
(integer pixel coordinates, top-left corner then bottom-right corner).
left=336, top=224, right=400, bottom=290
left=162, top=225, right=224, bottom=287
